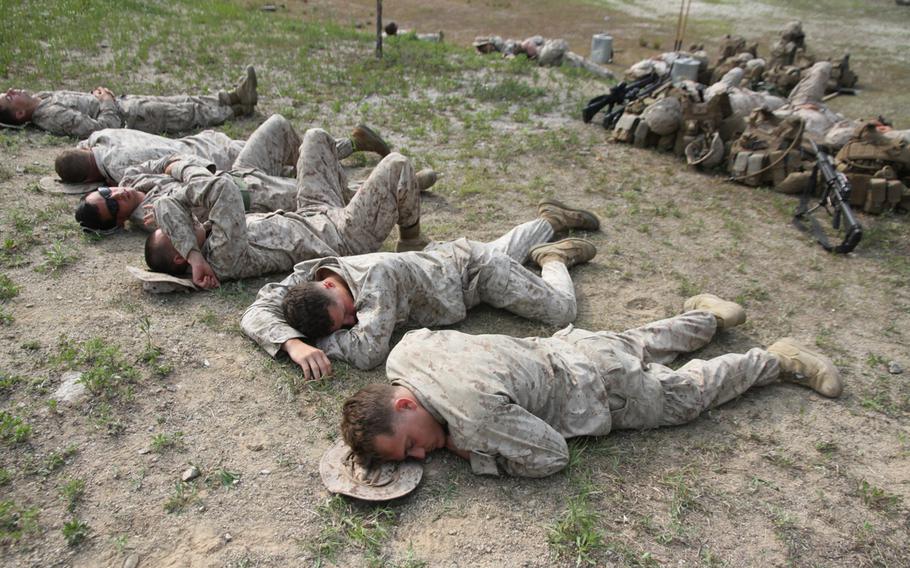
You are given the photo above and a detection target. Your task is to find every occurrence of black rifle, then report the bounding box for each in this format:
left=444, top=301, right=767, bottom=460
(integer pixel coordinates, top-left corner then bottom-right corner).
left=582, top=72, right=667, bottom=129
left=792, top=141, right=863, bottom=254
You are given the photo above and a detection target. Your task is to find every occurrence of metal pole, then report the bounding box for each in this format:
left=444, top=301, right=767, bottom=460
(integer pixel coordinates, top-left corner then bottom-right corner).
left=376, top=0, right=383, bottom=59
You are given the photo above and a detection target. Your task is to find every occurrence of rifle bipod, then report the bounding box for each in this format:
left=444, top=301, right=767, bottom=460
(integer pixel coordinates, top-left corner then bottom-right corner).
left=792, top=156, right=863, bottom=254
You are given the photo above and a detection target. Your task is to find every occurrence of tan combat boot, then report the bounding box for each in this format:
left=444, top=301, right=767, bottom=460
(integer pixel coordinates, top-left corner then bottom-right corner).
left=396, top=221, right=430, bottom=252
left=351, top=124, right=391, bottom=157
left=529, top=238, right=596, bottom=268
left=767, top=337, right=843, bottom=398
left=416, top=169, right=439, bottom=191
left=221, top=66, right=257, bottom=113
left=683, top=293, right=746, bottom=329
left=538, top=199, right=600, bottom=233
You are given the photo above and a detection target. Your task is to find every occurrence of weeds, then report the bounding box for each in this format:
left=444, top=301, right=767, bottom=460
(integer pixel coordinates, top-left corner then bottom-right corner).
left=35, top=241, right=79, bottom=274
left=306, top=495, right=396, bottom=564
left=0, top=274, right=19, bottom=300
left=0, top=500, right=40, bottom=544
left=548, top=493, right=605, bottom=566
left=0, top=411, right=31, bottom=444
left=858, top=480, right=901, bottom=512
left=151, top=432, right=184, bottom=453
left=60, top=478, right=85, bottom=512
left=54, top=337, right=140, bottom=400
left=62, top=517, right=90, bottom=546
left=164, top=482, right=198, bottom=514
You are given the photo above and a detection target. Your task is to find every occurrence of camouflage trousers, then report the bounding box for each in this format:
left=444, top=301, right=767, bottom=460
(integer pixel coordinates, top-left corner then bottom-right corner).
left=557, top=311, right=780, bottom=429
left=296, top=128, right=420, bottom=255
left=454, top=218, right=577, bottom=326
left=119, top=95, right=234, bottom=134
left=787, top=61, right=830, bottom=106
left=233, top=117, right=357, bottom=214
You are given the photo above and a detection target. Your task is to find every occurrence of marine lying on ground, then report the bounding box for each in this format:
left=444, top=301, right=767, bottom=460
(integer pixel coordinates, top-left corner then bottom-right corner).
left=583, top=21, right=910, bottom=233
left=473, top=34, right=615, bottom=79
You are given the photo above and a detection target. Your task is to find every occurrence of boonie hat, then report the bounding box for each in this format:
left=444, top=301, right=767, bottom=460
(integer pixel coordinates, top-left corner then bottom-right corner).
left=127, top=266, right=198, bottom=294
left=39, top=175, right=101, bottom=195
left=320, top=440, right=423, bottom=501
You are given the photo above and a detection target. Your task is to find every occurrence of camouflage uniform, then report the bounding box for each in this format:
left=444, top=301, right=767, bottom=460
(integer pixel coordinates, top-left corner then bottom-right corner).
left=153, top=128, right=419, bottom=281
left=126, top=117, right=359, bottom=229
left=79, top=128, right=244, bottom=183
left=774, top=62, right=859, bottom=148
left=386, top=312, right=780, bottom=478
left=30, top=90, right=234, bottom=139
left=240, top=219, right=577, bottom=370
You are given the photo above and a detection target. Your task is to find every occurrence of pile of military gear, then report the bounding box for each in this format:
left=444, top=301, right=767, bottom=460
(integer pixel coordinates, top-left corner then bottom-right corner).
left=625, top=21, right=858, bottom=99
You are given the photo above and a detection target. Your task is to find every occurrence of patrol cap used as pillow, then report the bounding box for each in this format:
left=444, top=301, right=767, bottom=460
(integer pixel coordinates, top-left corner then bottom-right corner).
left=126, top=266, right=198, bottom=294
left=319, top=440, right=423, bottom=501
left=39, top=175, right=102, bottom=195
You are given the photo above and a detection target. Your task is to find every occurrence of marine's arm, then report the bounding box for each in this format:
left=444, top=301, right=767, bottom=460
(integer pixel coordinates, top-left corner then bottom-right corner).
left=452, top=400, right=570, bottom=478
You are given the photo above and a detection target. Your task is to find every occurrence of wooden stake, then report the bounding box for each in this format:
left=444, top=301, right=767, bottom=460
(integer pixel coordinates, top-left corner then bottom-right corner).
left=376, top=0, right=383, bottom=59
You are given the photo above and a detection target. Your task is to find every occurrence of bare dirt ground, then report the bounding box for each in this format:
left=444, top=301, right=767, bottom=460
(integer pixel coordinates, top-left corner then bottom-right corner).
left=2, top=1, right=909, bottom=567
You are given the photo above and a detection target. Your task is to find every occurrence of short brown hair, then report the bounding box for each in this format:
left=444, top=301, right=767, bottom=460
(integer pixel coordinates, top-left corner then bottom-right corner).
left=144, top=231, right=184, bottom=275
left=282, top=281, right=335, bottom=338
left=55, top=149, right=93, bottom=182
left=341, top=384, right=397, bottom=463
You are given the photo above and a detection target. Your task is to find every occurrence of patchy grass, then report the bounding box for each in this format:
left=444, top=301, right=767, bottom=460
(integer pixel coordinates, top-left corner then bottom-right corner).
left=0, top=411, right=31, bottom=445
left=150, top=432, right=185, bottom=454
left=0, top=500, right=40, bottom=544
left=62, top=517, right=90, bottom=546
left=305, top=495, right=397, bottom=565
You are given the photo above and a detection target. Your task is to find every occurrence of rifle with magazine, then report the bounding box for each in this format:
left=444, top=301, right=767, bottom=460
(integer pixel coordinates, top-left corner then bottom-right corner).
left=792, top=141, right=863, bottom=254
left=582, top=72, right=668, bottom=129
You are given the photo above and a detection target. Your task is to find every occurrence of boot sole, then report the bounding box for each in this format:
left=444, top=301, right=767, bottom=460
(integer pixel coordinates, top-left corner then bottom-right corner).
left=538, top=199, right=600, bottom=231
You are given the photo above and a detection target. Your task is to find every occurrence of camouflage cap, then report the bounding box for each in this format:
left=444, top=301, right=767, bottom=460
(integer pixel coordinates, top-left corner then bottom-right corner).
left=126, top=266, right=198, bottom=294
left=39, top=175, right=101, bottom=195
left=319, top=440, right=423, bottom=501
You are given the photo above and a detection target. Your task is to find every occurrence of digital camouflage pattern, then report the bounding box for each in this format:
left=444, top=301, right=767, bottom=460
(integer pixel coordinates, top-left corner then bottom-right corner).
left=82, top=128, right=244, bottom=183
left=31, top=90, right=234, bottom=139
left=386, top=312, right=780, bottom=478
left=240, top=219, right=579, bottom=370
left=122, top=115, right=306, bottom=229
left=153, top=128, right=420, bottom=281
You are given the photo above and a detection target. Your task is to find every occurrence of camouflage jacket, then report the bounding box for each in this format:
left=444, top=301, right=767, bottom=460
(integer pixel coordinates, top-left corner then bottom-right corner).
left=31, top=91, right=122, bottom=139
left=386, top=328, right=614, bottom=478
left=79, top=128, right=242, bottom=183
left=153, top=158, right=344, bottom=282
left=241, top=239, right=494, bottom=370
left=122, top=154, right=297, bottom=231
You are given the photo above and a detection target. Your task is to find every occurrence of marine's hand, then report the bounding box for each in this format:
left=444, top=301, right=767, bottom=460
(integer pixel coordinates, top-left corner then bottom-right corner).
left=283, top=338, right=332, bottom=380
left=142, top=204, right=157, bottom=229
left=186, top=250, right=219, bottom=289
left=92, top=86, right=115, bottom=102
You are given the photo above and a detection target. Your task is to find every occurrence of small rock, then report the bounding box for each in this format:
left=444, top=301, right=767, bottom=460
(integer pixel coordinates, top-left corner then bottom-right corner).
left=246, top=443, right=264, bottom=452
left=181, top=466, right=200, bottom=482
left=223, top=533, right=233, bottom=543
left=100, top=40, right=110, bottom=48
left=261, top=4, right=277, bottom=11
left=56, top=295, right=63, bottom=300
left=888, top=361, right=903, bottom=374
left=52, top=371, right=87, bottom=404
left=203, top=359, right=210, bottom=367
left=138, top=448, right=151, bottom=455
left=259, top=469, right=271, bottom=475
left=25, top=303, right=33, bottom=308
left=123, top=554, right=140, bottom=568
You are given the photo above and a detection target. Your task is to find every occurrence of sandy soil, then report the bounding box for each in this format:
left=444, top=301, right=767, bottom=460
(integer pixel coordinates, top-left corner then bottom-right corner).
left=1, top=1, right=909, bottom=567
